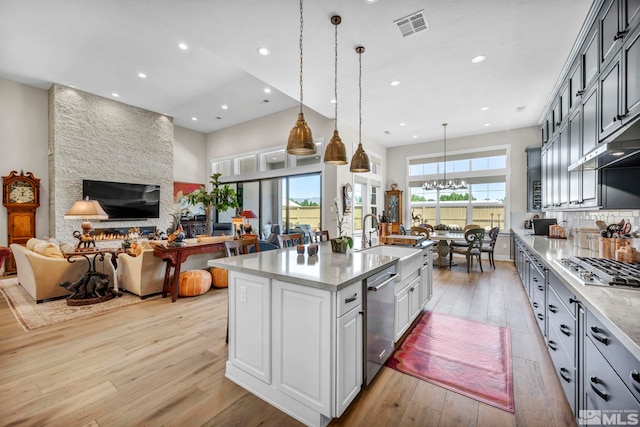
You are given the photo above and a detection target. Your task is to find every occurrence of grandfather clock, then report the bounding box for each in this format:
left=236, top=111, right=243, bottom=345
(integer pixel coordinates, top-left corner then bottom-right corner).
left=3, top=170, right=40, bottom=273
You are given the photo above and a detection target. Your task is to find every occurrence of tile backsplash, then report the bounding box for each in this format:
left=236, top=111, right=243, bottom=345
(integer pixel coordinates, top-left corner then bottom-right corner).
left=551, top=210, right=640, bottom=233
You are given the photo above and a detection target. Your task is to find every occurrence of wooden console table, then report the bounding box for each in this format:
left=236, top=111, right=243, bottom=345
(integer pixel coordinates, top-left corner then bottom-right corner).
left=151, top=241, right=226, bottom=302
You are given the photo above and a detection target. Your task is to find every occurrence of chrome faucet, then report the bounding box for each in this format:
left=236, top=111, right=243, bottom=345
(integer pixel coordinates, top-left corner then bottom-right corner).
left=361, top=213, right=379, bottom=248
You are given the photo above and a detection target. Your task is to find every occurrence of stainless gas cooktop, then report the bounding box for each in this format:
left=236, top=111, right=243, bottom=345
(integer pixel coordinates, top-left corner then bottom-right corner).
left=554, top=257, right=640, bottom=290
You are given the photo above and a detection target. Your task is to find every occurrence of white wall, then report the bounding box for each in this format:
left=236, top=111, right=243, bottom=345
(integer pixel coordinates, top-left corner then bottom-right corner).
left=0, top=78, right=50, bottom=244
left=173, top=126, right=207, bottom=184
left=206, top=106, right=386, bottom=237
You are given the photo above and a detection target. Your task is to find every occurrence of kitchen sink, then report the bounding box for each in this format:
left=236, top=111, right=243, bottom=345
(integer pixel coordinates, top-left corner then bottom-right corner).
left=359, top=245, right=422, bottom=281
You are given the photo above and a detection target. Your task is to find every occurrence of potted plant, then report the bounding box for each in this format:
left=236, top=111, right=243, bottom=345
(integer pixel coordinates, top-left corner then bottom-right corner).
left=186, top=173, right=239, bottom=236
left=331, top=198, right=353, bottom=253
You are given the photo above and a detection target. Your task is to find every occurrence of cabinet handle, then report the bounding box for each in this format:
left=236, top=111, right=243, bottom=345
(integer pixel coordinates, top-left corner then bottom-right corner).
left=576, top=90, right=584, bottom=97
left=613, top=114, right=626, bottom=122
left=555, top=122, right=561, bottom=127
left=590, top=325, right=609, bottom=345
left=631, top=370, right=640, bottom=393
left=560, top=324, right=571, bottom=336
left=613, top=30, right=628, bottom=40
left=590, top=376, right=610, bottom=401
left=548, top=304, right=558, bottom=313
left=410, top=287, right=415, bottom=292
left=532, top=302, right=539, bottom=309
left=536, top=313, right=545, bottom=321
left=560, top=367, right=572, bottom=383
left=569, top=297, right=580, bottom=304
left=548, top=340, right=558, bottom=351
left=537, top=285, right=544, bottom=291
left=344, top=293, right=358, bottom=303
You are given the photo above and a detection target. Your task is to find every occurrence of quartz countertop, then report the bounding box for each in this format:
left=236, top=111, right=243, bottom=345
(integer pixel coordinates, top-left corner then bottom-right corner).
left=512, top=229, right=640, bottom=359
left=208, top=241, right=426, bottom=291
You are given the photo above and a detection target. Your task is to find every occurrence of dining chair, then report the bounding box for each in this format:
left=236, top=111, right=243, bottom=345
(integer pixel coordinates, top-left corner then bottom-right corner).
left=481, top=226, right=500, bottom=269
left=277, top=233, right=303, bottom=249
left=410, top=226, right=430, bottom=240
left=450, top=224, right=481, bottom=248
left=423, top=224, right=435, bottom=232
left=311, top=230, right=330, bottom=243
left=449, top=228, right=485, bottom=273
left=224, top=237, right=260, bottom=257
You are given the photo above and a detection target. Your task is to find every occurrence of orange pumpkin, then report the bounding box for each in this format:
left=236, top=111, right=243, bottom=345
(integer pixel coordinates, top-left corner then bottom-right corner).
left=210, top=267, right=228, bottom=288
left=178, top=270, right=211, bottom=297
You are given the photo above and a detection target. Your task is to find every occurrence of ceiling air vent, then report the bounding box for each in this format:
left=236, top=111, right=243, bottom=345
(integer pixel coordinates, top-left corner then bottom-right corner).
left=394, top=10, right=428, bottom=37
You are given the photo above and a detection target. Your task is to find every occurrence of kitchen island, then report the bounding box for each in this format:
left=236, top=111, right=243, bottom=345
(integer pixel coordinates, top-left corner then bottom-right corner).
left=208, top=241, right=432, bottom=427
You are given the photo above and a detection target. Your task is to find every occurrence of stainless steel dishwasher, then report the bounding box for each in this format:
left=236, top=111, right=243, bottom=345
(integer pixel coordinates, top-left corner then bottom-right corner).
left=364, top=265, right=397, bottom=385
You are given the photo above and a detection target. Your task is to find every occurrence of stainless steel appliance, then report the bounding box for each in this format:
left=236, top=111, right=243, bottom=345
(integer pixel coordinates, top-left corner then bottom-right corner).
left=364, top=266, right=397, bottom=385
left=554, top=257, right=640, bottom=290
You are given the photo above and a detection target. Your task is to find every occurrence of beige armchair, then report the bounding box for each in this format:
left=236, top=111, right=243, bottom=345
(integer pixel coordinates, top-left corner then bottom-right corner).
left=10, top=242, right=115, bottom=303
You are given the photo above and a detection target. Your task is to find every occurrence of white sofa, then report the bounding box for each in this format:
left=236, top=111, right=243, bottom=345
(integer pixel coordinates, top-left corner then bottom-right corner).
left=10, top=241, right=115, bottom=303
left=117, top=241, right=224, bottom=298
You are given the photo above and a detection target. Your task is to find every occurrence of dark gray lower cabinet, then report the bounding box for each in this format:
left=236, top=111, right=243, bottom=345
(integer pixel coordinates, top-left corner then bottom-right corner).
left=512, top=235, right=640, bottom=423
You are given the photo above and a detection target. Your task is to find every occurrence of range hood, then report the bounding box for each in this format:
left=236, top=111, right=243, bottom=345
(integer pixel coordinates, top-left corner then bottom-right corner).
left=568, top=139, right=640, bottom=171
left=568, top=120, right=640, bottom=171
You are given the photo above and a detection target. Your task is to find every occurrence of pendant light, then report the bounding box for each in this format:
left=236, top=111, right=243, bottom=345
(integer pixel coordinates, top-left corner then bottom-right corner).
left=287, top=0, right=316, bottom=156
left=324, top=15, right=347, bottom=165
left=350, top=46, right=371, bottom=173
left=423, top=123, right=468, bottom=190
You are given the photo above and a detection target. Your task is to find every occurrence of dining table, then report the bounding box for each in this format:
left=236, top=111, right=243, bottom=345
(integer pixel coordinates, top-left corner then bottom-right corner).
left=427, top=231, right=466, bottom=267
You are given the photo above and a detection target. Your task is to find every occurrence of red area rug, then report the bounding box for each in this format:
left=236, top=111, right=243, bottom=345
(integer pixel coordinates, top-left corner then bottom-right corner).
left=387, top=311, right=514, bottom=413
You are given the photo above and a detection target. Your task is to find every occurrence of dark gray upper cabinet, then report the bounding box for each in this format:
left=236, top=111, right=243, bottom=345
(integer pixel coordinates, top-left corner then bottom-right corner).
left=622, top=23, right=640, bottom=123
left=625, top=0, right=640, bottom=29
left=599, top=52, right=623, bottom=140
left=600, top=0, right=623, bottom=66
left=584, top=28, right=600, bottom=90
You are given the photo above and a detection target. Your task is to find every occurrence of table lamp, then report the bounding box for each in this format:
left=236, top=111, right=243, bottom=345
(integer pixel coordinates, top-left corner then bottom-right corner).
left=64, top=197, right=109, bottom=250
left=232, top=216, right=244, bottom=239
left=240, top=209, right=258, bottom=235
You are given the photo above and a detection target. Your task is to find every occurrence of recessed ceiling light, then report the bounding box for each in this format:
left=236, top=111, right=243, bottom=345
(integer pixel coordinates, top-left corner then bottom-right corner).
left=138, top=72, right=147, bottom=79
left=413, top=135, right=419, bottom=138
left=112, top=93, right=119, bottom=98
left=484, top=123, right=491, bottom=127
left=363, top=0, right=378, bottom=3
left=516, top=106, right=526, bottom=112
left=471, top=55, right=486, bottom=63
left=330, top=99, right=337, bottom=104
left=390, top=80, right=401, bottom=86
left=221, top=105, right=228, bottom=110
left=192, top=117, right=198, bottom=121
left=264, top=87, right=271, bottom=94
left=400, top=123, right=406, bottom=126
left=178, top=43, right=188, bottom=50
left=257, top=47, right=271, bottom=56
left=480, top=106, right=489, bottom=111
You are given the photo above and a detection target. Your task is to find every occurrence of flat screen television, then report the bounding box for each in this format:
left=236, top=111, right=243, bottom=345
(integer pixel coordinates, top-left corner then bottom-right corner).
left=83, top=180, right=160, bottom=220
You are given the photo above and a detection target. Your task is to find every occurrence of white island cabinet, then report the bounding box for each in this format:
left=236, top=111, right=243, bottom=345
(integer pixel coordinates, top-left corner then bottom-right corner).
left=210, top=242, right=431, bottom=427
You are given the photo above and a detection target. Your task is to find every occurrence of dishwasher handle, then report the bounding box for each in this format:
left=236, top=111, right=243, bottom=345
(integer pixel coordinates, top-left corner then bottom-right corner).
left=368, top=273, right=398, bottom=292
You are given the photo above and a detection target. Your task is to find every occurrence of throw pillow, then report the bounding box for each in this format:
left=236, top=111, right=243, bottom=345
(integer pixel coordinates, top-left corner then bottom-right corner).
left=32, top=241, right=64, bottom=258
left=26, top=238, right=43, bottom=251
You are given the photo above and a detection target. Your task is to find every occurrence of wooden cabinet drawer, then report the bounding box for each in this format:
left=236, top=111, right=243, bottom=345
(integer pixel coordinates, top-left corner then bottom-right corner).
left=547, top=285, right=576, bottom=366
left=585, top=337, right=640, bottom=411
left=337, top=281, right=363, bottom=317
left=548, top=325, right=577, bottom=413
left=587, top=310, right=640, bottom=403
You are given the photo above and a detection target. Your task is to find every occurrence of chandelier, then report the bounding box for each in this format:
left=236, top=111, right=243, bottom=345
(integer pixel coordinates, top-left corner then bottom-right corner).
left=423, top=123, right=467, bottom=191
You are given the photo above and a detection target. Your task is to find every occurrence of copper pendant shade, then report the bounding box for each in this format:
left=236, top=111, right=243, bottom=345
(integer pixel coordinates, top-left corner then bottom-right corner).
left=287, top=0, right=316, bottom=156
left=324, top=15, right=347, bottom=165
left=350, top=46, right=371, bottom=173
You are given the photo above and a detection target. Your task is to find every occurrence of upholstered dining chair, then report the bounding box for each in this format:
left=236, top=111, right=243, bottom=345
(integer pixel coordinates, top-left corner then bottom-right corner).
left=277, top=233, right=303, bottom=249
left=481, top=226, right=500, bottom=269
left=449, top=228, right=485, bottom=273
left=311, top=230, right=330, bottom=243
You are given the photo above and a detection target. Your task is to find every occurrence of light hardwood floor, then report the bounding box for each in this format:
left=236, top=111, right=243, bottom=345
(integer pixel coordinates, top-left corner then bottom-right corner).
left=0, top=260, right=576, bottom=427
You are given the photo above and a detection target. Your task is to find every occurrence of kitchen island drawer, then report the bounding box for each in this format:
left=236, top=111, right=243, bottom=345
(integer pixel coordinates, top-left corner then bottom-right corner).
left=548, top=272, right=576, bottom=317
left=337, top=281, right=363, bottom=317
left=548, top=324, right=577, bottom=413
left=547, top=285, right=576, bottom=366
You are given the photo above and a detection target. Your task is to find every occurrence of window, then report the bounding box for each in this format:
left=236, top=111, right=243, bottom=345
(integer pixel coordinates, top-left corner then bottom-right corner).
left=261, top=150, right=287, bottom=171
left=237, top=155, right=257, bottom=175
left=408, top=148, right=508, bottom=229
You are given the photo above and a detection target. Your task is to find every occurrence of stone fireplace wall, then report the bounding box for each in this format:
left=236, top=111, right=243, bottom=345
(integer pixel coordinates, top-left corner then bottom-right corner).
left=48, top=84, right=174, bottom=241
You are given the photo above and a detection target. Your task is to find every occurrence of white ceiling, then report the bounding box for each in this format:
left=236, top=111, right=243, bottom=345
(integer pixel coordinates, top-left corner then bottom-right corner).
left=0, top=0, right=593, bottom=147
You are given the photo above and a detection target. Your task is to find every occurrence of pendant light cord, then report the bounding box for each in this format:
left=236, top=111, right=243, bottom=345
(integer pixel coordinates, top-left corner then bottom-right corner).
left=358, top=48, right=362, bottom=144
left=334, top=19, right=338, bottom=131
left=442, top=123, right=447, bottom=183
left=298, top=0, right=304, bottom=114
